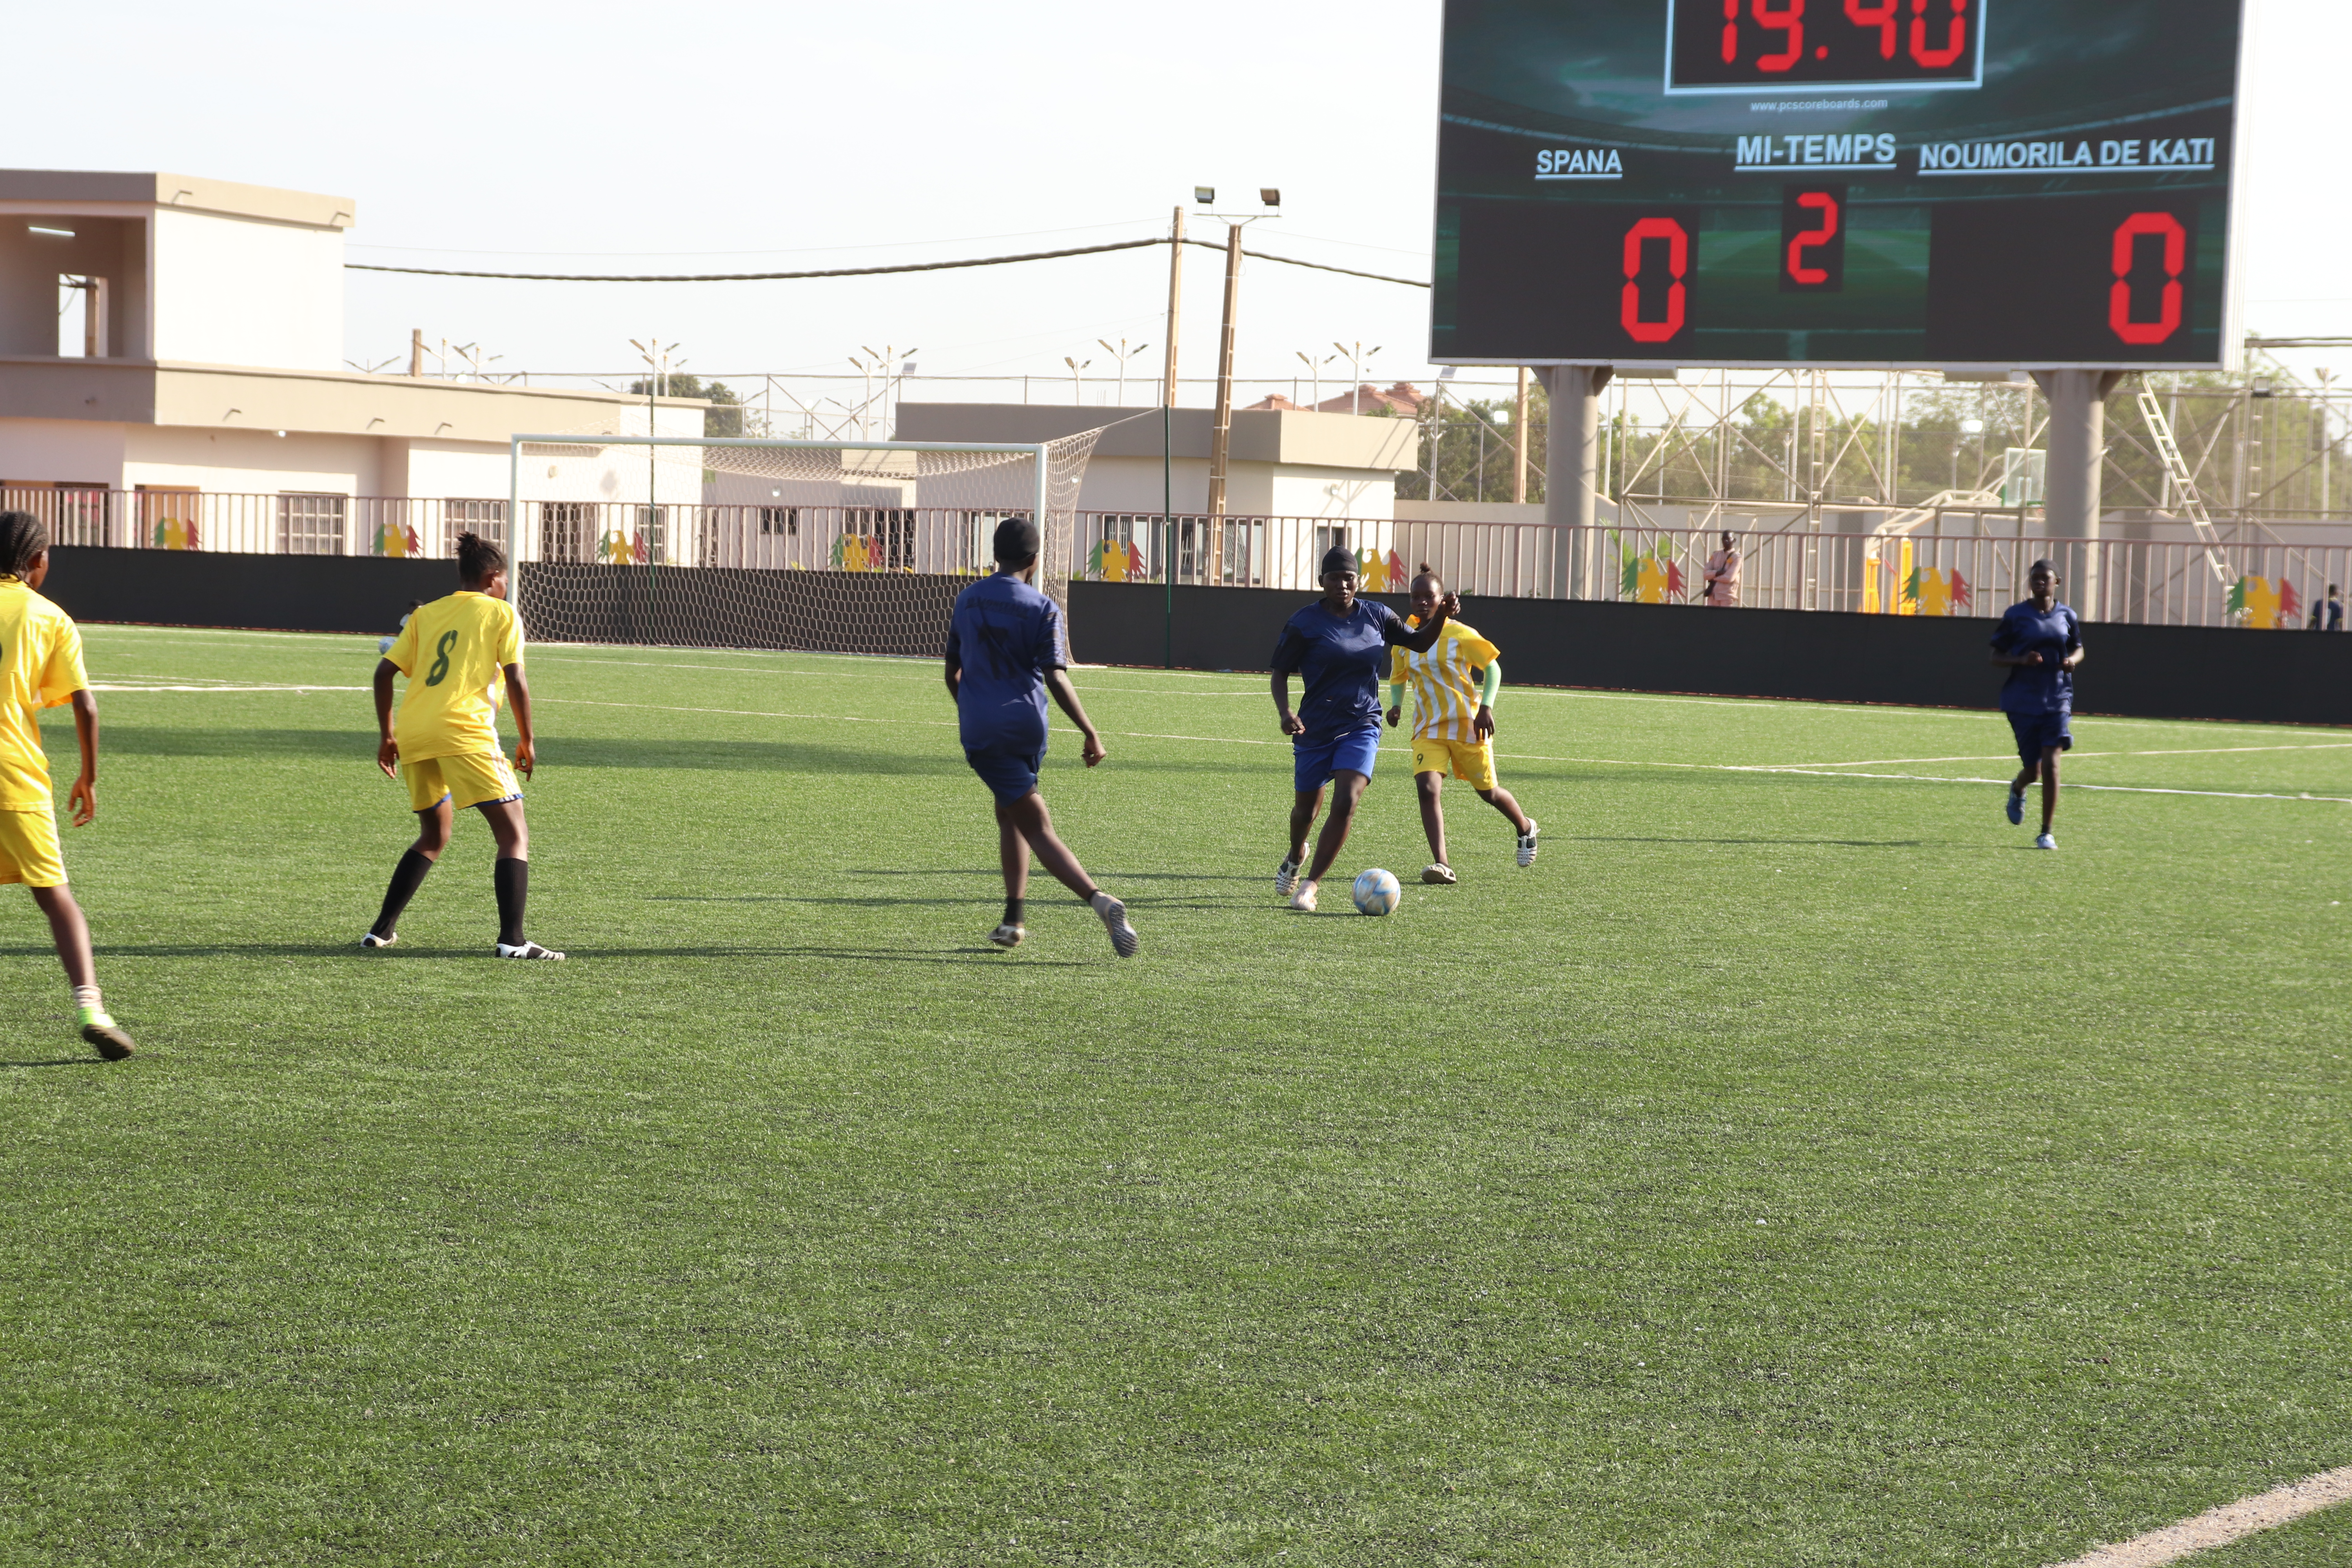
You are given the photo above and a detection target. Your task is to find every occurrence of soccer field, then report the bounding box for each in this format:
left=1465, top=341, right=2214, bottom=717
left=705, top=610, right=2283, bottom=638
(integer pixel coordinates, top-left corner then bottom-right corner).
left=4, top=622, right=2348, bottom=1566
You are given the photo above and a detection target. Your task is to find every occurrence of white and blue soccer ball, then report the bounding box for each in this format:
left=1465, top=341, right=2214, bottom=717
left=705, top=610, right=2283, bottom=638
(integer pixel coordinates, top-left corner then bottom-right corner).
left=1352, top=868, right=1402, bottom=916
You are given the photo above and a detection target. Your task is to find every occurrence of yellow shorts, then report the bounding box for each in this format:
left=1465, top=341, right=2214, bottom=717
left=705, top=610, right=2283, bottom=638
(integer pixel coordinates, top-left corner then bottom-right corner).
left=403, top=752, right=522, bottom=813
left=0, top=807, right=67, bottom=888
left=1410, top=735, right=1497, bottom=791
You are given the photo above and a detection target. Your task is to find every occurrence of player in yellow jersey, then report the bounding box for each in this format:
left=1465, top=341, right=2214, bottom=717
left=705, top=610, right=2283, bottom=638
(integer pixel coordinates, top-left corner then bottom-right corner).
left=364, top=532, right=563, bottom=959
left=0, top=513, right=134, bottom=1059
left=1384, top=565, right=1537, bottom=884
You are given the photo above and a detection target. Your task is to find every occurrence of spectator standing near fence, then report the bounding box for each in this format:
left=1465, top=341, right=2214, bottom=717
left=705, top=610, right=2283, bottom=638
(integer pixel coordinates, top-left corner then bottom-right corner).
left=2311, top=584, right=2343, bottom=631
left=1700, top=532, right=1741, bottom=606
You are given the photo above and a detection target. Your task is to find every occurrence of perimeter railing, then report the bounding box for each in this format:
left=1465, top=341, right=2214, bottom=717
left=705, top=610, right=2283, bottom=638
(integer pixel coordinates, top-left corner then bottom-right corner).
left=14, top=487, right=2347, bottom=630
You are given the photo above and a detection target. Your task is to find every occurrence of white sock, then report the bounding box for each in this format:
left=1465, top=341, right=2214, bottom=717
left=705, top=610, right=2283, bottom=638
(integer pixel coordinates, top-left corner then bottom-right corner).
left=1089, top=890, right=1118, bottom=914
left=72, top=984, right=102, bottom=1016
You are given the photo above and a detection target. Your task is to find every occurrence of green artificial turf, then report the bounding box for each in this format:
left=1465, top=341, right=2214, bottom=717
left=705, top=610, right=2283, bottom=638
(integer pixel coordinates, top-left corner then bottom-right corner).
left=2, top=622, right=2347, bottom=1566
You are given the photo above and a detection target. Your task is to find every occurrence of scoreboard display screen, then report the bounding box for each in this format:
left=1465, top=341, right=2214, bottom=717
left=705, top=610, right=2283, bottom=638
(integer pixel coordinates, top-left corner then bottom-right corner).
left=1431, top=0, right=2246, bottom=369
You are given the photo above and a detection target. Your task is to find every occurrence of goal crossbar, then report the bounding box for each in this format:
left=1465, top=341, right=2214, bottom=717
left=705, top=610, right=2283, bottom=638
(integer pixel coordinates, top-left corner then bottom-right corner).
left=505, top=434, right=1053, bottom=538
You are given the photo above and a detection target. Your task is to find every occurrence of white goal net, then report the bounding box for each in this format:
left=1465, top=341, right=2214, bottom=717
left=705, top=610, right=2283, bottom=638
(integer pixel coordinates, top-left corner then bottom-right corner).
left=506, top=432, right=1103, bottom=656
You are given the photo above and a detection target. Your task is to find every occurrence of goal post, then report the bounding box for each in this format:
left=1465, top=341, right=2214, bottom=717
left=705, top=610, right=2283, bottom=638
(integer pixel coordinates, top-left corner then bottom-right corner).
left=503, top=430, right=1102, bottom=655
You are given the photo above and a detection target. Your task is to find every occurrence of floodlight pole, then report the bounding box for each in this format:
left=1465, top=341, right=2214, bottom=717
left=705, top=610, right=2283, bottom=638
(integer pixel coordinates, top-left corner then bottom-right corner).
left=2032, top=368, right=2124, bottom=616
left=1162, top=206, right=1184, bottom=407
left=1540, top=365, right=1612, bottom=599
left=1207, top=221, right=1244, bottom=581
left=1512, top=367, right=1531, bottom=504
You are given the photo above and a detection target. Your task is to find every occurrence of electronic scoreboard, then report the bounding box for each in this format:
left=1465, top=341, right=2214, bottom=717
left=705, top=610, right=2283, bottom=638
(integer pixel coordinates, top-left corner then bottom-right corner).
left=1431, top=0, right=2247, bottom=368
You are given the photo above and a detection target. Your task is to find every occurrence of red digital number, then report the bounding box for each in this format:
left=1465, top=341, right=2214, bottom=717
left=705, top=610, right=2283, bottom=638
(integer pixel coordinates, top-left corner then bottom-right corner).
left=1786, top=191, right=1840, bottom=285
left=1722, top=0, right=1740, bottom=63
left=1752, top=0, right=1804, bottom=72
left=1621, top=218, right=1690, bottom=344
left=1909, top=0, right=1967, bottom=68
left=2110, top=212, right=2185, bottom=347
left=1844, top=0, right=1898, bottom=59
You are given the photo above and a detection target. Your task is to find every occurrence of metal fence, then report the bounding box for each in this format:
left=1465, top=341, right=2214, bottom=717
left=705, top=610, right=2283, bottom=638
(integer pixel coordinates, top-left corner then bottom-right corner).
left=13, top=486, right=2346, bottom=630
left=1070, top=508, right=2351, bottom=629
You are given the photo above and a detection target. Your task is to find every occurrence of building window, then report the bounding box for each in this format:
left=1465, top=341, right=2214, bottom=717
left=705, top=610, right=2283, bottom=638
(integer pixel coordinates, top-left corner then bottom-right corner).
left=444, top=498, right=508, bottom=554
left=540, top=502, right=592, bottom=563
left=278, top=493, right=347, bottom=555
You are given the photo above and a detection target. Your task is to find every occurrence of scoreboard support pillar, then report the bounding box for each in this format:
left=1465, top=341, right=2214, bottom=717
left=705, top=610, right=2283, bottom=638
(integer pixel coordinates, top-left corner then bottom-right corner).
left=1540, top=365, right=1614, bottom=598
left=2034, top=369, right=2126, bottom=612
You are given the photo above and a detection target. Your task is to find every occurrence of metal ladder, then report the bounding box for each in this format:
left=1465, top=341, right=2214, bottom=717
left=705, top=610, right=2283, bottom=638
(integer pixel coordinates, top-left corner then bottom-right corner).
left=2136, top=385, right=2236, bottom=593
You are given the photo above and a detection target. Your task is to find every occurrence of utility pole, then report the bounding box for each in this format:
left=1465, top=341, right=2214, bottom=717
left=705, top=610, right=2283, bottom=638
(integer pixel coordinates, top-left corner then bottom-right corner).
left=1206, top=220, right=1243, bottom=582
left=2321, top=368, right=2335, bottom=520
left=1512, top=367, right=1531, bottom=504
left=409, top=328, right=425, bottom=377
left=1161, top=206, right=1184, bottom=408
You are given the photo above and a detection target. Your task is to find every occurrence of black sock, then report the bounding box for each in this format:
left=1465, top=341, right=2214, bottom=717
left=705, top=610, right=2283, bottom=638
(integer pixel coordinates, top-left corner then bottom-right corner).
left=1002, top=897, right=1024, bottom=926
left=373, top=849, right=434, bottom=936
left=494, top=858, right=528, bottom=947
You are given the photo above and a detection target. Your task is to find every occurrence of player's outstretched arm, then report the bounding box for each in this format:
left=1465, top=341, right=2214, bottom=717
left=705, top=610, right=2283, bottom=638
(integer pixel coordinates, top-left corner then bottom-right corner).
left=505, top=662, right=536, bottom=779
left=1044, top=668, right=1106, bottom=766
left=372, top=658, right=401, bottom=777
left=1394, top=592, right=1461, bottom=653
left=66, top=688, right=98, bottom=827
left=1474, top=660, right=1501, bottom=740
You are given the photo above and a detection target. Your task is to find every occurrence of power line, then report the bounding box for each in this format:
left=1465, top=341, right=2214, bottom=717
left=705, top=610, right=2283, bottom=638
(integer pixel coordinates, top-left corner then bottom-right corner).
left=345, top=237, right=1430, bottom=289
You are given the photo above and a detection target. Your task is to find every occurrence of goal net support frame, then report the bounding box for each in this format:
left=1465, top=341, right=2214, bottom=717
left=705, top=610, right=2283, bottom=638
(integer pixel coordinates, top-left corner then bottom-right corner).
left=502, top=432, right=1096, bottom=657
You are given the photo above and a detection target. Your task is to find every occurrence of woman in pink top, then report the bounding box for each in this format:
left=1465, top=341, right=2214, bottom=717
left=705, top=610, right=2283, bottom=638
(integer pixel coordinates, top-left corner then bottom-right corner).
left=1700, top=531, right=1741, bottom=606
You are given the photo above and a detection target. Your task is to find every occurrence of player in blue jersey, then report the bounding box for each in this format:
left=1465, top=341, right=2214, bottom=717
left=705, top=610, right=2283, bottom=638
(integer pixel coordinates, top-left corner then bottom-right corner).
left=1989, top=558, right=2085, bottom=850
left=945, top=516, right=1138, bottom=957
left=1269, top=544, right=1459, bottom=912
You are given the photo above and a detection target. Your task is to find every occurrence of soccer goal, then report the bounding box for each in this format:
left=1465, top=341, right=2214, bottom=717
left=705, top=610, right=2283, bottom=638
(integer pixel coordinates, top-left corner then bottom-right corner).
left=505, top=431, right=1103, bottom=656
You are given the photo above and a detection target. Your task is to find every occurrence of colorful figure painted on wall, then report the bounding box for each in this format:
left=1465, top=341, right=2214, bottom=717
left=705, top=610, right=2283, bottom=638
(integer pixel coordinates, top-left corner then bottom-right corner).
left=1621, top=539, right=1683, bottom=603
left=2230, top=575, right=2299, bottom=629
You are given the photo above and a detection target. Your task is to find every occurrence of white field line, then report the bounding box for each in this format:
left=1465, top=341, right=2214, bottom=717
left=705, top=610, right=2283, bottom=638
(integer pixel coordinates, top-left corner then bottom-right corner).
left=1768, top=743, right=2352, bottom=768
left=87, top=628, right=2349, bottom=739
left=2045, top=1464, right=2352, bottom=1567
left=80, top=675, right=2352, bottom=804
left=521, top=698, right=2352, bottom=806
left=89, top=682, right=367, bottom=692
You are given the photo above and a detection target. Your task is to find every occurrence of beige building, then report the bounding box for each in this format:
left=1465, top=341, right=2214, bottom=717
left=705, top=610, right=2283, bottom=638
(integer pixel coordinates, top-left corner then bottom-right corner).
left=0, top=169, right=699, bottom=555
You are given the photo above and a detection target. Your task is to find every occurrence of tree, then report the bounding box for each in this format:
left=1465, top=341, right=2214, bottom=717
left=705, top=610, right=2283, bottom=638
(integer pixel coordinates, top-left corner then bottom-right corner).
left=626, top=373, right=744, bottom=437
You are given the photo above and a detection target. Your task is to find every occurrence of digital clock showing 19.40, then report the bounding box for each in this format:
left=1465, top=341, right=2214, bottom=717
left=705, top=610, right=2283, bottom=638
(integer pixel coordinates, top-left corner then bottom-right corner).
left=1667, top=0, right=1984, bottom=93
left=1430, top=0, right=2245, bottom=369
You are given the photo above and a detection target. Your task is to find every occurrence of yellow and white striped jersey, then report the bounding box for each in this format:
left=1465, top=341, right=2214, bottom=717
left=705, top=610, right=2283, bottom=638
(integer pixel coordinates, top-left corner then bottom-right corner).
left=1387, top=617, right=1501, bottom=743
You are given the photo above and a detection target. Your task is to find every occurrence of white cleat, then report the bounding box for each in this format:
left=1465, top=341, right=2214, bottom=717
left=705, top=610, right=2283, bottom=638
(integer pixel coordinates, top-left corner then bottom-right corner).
left=1517, top=820, right=1540, bottom=867
left=1274, top=858, right=1300, bottom=898
left=1090, top=893, right=1139, bottom=958
left=1290, top=879, right=1319, bottom=913
left=496, top=940, right=566, bottom=960
left=2033, top=832, right=2057, bottom=851
left=360, top=931, right=397, bottom=949
left=987, top=921, right=1025, bottom=949
left=1421, top=862, right=1457, bottom=886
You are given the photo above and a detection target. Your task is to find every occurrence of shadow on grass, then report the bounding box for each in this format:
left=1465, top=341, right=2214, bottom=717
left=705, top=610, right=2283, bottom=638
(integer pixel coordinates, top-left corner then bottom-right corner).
left=0, top=1057, right=106, bottom=1069
left=0, top=943, right=1078, bottom=967
left=844, top=868, right=1262, bottom=882
left=1577, top=836, right=1929, bottom=848
left=94, top=728, right=965, bottom=778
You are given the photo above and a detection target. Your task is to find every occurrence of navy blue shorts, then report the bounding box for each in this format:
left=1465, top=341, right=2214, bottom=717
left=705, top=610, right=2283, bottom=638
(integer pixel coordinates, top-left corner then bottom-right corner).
left=966, top=745, right=1043, bottom=805
left=2007, top=710, right=2073, bottom=768
left=1293, top=723, right=1383, bottom=793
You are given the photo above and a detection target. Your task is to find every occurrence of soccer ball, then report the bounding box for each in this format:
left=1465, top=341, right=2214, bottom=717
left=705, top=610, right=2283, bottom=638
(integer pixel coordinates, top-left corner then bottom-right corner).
left=1352, top=868, right=1402, bottom=916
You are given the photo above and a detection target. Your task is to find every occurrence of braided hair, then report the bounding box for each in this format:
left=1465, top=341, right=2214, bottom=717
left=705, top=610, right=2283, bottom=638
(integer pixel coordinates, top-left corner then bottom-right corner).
left=456, top=530, right=507, bottom=586
left=0, top=511, right=49, bottom=581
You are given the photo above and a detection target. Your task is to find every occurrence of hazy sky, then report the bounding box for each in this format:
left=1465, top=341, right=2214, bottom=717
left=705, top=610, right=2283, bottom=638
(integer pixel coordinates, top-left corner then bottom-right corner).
left=8, top=0, right=2345, bottom=396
